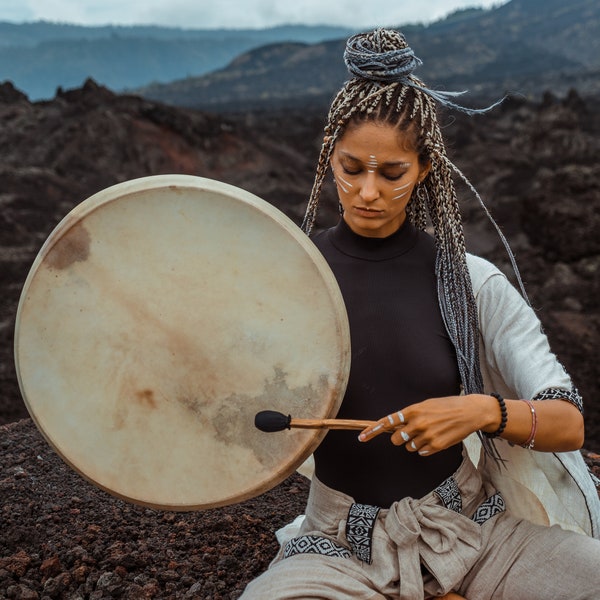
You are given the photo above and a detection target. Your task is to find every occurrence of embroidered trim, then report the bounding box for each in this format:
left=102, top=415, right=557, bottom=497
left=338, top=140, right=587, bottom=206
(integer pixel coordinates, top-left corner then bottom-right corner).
left=346, top=503, right=381, bottom=564
left=434, top=477, right=462, bottom=513
left=283, top=535, right=352, bottom=560
left=284, top=489, right=506, bottom=566
left=533, top=386, right=583, bottom=414
left=471, top=492, right=506, bottom=525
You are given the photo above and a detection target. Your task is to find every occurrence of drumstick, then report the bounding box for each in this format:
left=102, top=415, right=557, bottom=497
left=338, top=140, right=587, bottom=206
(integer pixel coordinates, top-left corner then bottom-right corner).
left=254, top=410, right=377, bottom=432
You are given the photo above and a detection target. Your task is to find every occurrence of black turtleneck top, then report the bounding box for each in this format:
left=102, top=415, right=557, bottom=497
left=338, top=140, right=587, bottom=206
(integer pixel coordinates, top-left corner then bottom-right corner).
left=311, top=218, right=462, bottom=507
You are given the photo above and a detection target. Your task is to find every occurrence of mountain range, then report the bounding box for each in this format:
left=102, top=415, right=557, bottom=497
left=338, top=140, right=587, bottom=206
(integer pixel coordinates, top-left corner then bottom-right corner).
left=0, top=22, right=354, bottom=101
left=139, top=0, right=600, bottom=111
left=2, top=0, right=599, bottom=110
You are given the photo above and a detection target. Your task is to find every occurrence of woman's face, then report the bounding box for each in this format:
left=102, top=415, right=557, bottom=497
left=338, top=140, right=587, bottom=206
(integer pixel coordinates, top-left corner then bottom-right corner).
left=331, top=121, right=430, bottom=238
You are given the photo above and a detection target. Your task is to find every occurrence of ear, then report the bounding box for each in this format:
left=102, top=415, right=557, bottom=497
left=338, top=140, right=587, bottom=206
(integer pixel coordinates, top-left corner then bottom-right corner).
left=418, top=160, right=431, bottom=183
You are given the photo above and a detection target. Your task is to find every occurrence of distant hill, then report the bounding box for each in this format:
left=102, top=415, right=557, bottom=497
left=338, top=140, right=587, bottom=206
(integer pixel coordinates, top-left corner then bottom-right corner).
left=138, top=0, right=600, bottom=111
left=0, top=22, right=354, bottom=100
left=2, top=0, right=600, bottom=109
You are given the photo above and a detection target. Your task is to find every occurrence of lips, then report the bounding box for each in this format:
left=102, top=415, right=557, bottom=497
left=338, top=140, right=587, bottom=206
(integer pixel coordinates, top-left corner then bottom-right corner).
left=354, top=206, right=382, bottom=216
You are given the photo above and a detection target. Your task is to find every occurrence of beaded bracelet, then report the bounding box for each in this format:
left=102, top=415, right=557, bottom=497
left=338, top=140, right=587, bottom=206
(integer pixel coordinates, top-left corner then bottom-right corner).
left=521, top=399, right=537, bottom=450
left=483, top=392, right=507, bottom=438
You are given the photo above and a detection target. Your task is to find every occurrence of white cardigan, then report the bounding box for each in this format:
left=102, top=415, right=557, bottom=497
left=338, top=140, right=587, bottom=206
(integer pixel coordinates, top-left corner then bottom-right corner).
left=464, top=253, right=600, bottom=539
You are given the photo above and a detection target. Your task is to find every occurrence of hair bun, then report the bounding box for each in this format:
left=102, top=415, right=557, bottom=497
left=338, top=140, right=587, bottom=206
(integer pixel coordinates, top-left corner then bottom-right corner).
left=343, top=28, right=422, bottom=83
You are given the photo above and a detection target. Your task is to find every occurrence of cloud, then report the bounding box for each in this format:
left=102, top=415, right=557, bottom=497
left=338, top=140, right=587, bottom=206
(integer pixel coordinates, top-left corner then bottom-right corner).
left=1, top=0, right=504, bottom=29
left=140, top=0, right=476, bottom=29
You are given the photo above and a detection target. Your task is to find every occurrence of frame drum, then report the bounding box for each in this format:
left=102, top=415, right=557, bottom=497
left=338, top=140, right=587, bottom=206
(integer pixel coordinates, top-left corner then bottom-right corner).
left=14, top=175, right=350, bottom=510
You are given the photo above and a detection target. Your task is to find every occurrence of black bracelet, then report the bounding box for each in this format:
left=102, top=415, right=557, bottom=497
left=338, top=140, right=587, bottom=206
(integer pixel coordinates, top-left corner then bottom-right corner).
left=483, top=392, right=507, bottom=438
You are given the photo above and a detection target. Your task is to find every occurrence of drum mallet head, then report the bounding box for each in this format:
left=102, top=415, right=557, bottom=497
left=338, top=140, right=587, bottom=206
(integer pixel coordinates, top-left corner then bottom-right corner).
left=255, top=410, right=292, bottom=432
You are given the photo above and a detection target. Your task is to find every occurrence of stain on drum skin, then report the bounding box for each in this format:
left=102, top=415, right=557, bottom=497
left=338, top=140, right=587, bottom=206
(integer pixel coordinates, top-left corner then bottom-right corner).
left=45, top=222, right=91, bottom=270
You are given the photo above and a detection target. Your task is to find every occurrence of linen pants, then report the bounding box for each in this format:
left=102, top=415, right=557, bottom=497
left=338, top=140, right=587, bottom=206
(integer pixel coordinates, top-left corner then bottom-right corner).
left=240, top=457, right=600, bottom=599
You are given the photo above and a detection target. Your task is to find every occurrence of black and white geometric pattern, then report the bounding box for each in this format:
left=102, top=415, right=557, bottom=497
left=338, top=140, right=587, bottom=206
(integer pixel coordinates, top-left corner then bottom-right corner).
left=282, top=489, right=507, bottom=566
left=283, top=535, right=352, bottom=560
left=434, top=476, right=462, bottom=513
left=471, top=492, right=506, bottom=525
left=533, top=386, right=583, bottom=414
left=346, top=503, right=381, bottom=564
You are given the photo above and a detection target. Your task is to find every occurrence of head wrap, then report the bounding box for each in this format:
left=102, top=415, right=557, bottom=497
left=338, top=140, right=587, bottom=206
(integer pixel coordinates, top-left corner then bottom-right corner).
left=343, top=28, right=504, bottom=115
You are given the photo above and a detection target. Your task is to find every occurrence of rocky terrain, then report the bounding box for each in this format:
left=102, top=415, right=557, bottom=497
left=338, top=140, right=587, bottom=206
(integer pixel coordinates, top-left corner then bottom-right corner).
left=0, top=419, right=311, bottom=599
left=0, top=80, right=599, bottom=598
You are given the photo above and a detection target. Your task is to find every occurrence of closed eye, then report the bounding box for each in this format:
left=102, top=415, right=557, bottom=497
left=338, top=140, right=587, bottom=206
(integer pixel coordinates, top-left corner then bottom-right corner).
left=342, top=166, right=407, bottom=181
left=382, top=172, right=406, bottom=181
left=342, top=165, right=361, bottom=176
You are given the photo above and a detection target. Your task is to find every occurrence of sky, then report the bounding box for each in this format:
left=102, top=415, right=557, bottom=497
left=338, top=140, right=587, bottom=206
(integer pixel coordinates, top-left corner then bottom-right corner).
left=0, top=0, right=506, bottom=30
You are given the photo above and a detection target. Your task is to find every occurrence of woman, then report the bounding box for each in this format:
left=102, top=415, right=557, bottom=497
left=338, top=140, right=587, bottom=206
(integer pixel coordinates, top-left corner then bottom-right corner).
left=241, top=29, right=600, bottom=599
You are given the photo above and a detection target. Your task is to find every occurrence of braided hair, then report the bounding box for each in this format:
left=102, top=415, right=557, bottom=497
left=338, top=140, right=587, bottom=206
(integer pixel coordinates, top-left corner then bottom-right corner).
left=302, top=29, right=507, bottom=458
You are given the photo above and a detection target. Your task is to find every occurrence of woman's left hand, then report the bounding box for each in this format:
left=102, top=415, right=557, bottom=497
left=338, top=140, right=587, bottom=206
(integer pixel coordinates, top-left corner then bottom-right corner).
left=358, top=394, right=497, bottom=456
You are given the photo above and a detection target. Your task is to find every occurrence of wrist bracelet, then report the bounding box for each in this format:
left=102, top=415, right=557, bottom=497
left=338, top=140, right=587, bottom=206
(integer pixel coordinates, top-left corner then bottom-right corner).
left=521, top=399, right=537, bottom=450
left=483, top=392, right=507, bottom=438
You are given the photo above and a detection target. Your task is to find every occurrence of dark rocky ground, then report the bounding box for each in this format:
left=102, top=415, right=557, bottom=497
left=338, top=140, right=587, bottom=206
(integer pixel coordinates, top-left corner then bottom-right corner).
left=1, top=420, right=310, bottom=599
left=0, top=80, right=599, bottom=598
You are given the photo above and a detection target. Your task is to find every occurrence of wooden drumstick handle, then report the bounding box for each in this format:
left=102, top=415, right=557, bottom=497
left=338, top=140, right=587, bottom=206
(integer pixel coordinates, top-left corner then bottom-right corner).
left=254, top=410, right=376, bottom=432
left=290, top=418, right=377, bottom=430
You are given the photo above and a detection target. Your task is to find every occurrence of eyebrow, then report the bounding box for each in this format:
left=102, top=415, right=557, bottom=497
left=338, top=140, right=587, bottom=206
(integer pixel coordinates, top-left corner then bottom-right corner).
left=339, top=151, right=411, bottom=168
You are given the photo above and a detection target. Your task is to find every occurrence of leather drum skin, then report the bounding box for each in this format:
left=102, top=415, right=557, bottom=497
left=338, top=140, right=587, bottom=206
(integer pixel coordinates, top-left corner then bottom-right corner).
left=14, top=175, right=350, bottom=510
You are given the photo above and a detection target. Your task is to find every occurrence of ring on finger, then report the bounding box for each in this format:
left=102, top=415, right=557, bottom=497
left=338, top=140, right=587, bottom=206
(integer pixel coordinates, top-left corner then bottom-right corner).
left=386, top=411, right=406, bottom=428
left=400, top=431, right=411, bottom=442
left=410, top=440, right=417, bottom=450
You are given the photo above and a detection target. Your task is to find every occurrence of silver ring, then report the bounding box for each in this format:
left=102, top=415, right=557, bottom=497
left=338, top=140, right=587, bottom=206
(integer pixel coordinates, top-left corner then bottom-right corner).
left=397, top=411, right=405, bottom=424
left=400, top=431, right=410, bottom=442
left=410, top=440, right=417, bottom=450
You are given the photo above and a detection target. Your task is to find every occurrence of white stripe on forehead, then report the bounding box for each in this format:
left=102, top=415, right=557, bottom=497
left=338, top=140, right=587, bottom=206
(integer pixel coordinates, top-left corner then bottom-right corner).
left=367, top=157, right=412, bottom=173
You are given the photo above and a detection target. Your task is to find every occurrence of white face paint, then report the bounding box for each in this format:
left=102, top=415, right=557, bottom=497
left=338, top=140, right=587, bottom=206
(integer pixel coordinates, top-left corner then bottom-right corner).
left=367, top=154, right=378, bottom=173
left=392, top=179, right=412, bottom=200
left=332, top=167, right=354, bottom=194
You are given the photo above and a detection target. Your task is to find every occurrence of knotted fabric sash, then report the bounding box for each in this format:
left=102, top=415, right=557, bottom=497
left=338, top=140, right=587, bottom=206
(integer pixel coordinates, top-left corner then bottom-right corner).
left=282, top=457, right=506, bottom=597
left=385, top=496, right=482, bottom=600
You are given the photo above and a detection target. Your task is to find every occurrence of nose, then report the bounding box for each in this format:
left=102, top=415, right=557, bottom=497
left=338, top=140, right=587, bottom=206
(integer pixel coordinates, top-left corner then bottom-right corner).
left=359, top=172, right=380, bottom=203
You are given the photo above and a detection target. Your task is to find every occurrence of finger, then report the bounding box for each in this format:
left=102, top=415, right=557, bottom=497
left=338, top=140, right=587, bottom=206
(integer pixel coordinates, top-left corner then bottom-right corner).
left=390, top=428, right=411, bottom=446
left=406, top=438, right=433, bottom=456
left=405, top=438, right=431, bottom=456
left=358, top=421, right=387, bottom=442
left=359, top=411, right=405, bottom=442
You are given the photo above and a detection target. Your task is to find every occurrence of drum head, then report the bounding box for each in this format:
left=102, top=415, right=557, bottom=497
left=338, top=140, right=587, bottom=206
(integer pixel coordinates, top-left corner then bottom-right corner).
left=14, top=175, right=350, bottom=510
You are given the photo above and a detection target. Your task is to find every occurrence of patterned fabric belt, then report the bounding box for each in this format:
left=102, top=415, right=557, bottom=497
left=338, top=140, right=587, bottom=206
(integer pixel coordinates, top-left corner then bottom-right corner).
left=345, top=503, right=381, bottom=564
left=283, top=475, right=505, bottom=582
